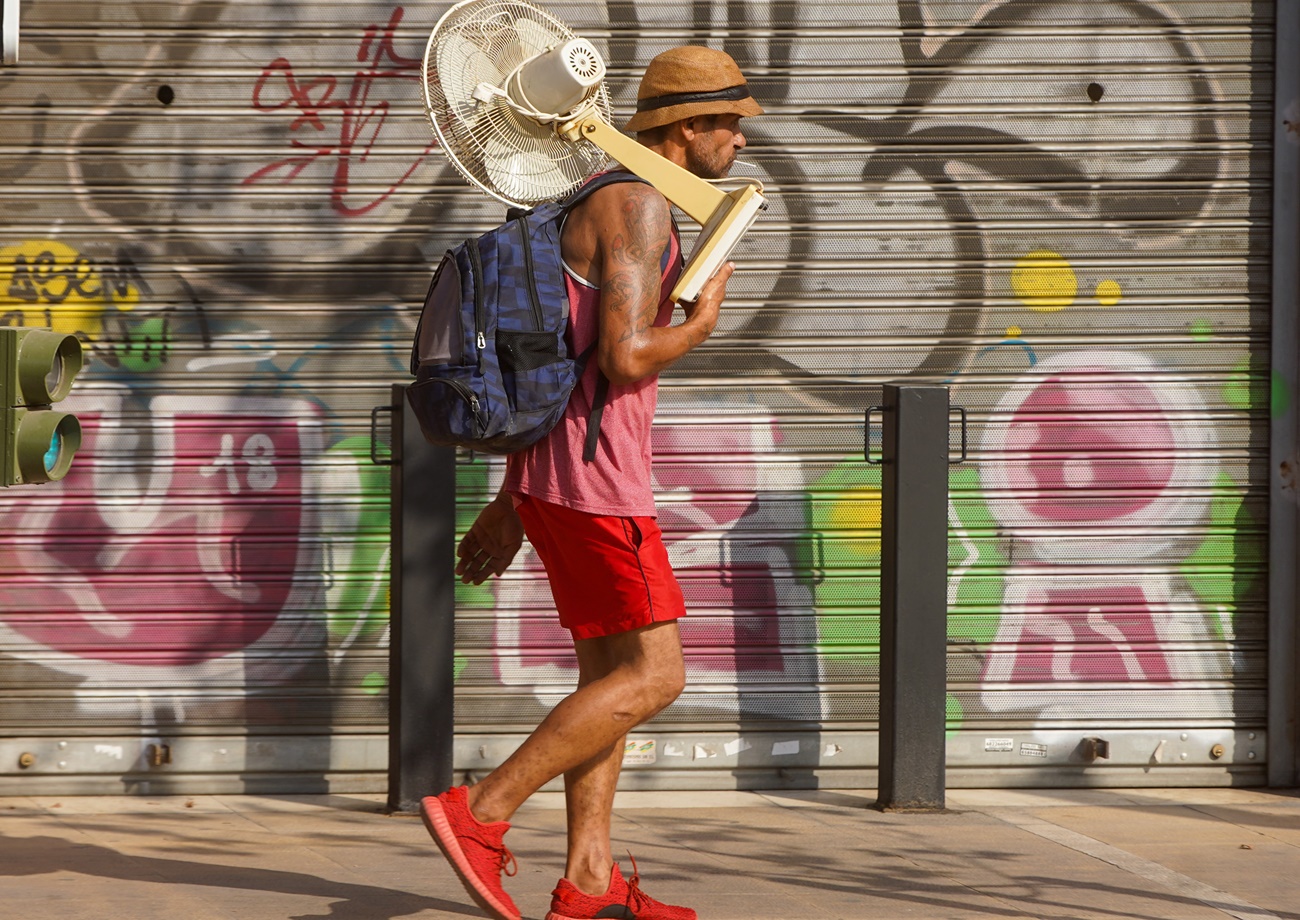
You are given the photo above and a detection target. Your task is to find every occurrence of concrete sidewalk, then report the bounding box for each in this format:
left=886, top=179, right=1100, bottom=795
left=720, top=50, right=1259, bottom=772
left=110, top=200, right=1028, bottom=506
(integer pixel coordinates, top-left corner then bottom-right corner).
left=0, top=787, right=1297, bottom=920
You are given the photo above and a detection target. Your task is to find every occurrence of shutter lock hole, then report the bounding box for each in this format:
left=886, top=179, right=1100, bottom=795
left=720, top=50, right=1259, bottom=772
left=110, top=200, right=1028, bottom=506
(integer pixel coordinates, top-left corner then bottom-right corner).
left=157, top=85, right=175, bottom=106
left=1080, top=737, right=1110, bottom=760
left=18, top=752, right=36, bottom=769
left=1209, top=743, right=1226, bottom=759
left=1086, top=82, right=1104, bottom=103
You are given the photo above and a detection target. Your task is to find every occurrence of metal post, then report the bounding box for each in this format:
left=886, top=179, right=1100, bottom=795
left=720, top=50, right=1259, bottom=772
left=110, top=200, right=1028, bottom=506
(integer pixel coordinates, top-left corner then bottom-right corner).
left=870, top=384, right=950, bottom=811
left=1269, top=0, right=1300, bottom=789
left=387, top=384, right=457, bottom=813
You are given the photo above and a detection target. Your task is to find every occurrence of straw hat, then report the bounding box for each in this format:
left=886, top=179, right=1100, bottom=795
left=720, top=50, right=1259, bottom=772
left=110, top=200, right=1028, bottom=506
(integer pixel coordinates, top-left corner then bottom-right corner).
left=623, top=46, right=764, bottom=133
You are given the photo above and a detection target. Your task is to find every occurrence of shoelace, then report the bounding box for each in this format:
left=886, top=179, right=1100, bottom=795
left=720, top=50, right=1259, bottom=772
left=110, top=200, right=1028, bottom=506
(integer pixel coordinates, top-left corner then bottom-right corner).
left=623, top=853, right=651, bottom=912
left=496, top=841, right=518, bottom=879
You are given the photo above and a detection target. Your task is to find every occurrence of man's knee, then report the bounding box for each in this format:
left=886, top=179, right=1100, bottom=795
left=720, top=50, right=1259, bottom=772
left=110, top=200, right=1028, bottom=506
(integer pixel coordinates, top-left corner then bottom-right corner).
left=662, top=658, right=687, bottom=703
left=644, top=656, right=686, bottom=715
left=594, top=620, right=686, bottom=718
left=614, top=658, right=684, bottom=722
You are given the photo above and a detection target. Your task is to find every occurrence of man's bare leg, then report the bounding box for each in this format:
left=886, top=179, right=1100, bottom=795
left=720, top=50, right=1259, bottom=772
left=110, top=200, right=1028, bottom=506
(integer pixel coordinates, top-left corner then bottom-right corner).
left=561, top=737, right=624, bottom=893
left=466, top=621, right=685, bottom=838
left=560, top=636, right=627, bottom=895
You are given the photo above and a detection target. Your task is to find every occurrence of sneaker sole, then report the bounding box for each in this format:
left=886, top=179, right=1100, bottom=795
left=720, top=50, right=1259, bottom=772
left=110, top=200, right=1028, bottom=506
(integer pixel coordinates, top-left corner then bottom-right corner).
left=421, top=796, right=521, bottom=920
left=545, top=908, right=693, bottom=920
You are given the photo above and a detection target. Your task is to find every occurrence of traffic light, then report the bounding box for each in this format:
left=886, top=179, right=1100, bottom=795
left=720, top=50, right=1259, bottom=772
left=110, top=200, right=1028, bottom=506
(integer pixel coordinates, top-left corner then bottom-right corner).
left=1, top=327, right=83, bottom=486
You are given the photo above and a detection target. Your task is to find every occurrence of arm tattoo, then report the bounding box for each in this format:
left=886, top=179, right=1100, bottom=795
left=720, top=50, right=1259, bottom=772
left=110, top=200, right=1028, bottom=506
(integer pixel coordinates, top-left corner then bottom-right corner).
left=603, top=188, right=670, bottom=340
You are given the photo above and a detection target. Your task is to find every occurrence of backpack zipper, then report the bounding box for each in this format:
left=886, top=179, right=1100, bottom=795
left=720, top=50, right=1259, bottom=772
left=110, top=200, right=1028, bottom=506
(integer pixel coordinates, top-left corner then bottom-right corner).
left=422, top=376, right=484, bottom=436
left=466, top=240, right=487, bottom=372
left=516, top=216, right=545, bottom=330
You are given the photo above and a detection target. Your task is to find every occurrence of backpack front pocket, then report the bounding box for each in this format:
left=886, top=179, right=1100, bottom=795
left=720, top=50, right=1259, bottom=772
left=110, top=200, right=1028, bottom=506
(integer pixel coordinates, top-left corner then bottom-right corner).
left=407, top=374, right=487, bottom=446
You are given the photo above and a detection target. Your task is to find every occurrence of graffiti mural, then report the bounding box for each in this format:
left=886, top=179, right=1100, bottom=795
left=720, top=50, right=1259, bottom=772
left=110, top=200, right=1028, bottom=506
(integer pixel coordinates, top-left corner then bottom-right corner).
left=976, top=352, right=1232, bottom=719
left=245, top=6, right=435, bottom=217
left=0, top=0, right=1271, bottom=787
left=0, top=392, right=323, bottom=666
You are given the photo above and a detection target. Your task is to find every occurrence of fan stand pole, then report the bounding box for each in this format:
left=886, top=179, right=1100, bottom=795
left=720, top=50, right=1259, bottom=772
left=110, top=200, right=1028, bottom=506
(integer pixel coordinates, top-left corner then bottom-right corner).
left=558, top=115, right=726, bottom=224
left=558, top=114, right=767, bottom=302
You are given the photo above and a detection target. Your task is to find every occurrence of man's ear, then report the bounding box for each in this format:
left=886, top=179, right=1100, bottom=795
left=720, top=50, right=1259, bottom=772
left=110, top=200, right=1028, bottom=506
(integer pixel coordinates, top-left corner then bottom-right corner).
left=678, top=116, right=700, bottom=141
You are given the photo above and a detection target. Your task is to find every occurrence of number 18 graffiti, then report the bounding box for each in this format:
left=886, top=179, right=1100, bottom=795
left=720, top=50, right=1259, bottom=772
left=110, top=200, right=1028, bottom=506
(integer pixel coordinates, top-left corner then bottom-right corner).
left=201, top=432, right=279, bottom=494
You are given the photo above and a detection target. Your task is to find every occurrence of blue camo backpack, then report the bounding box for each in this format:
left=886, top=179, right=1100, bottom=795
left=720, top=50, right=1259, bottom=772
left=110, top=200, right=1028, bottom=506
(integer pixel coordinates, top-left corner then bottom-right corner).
left=407, top=171, right=650, bottom=457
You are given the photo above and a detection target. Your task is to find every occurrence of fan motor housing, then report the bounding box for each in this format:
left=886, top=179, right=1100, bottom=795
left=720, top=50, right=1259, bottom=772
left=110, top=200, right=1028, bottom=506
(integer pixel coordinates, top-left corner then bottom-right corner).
left=507, top=39, right=606, bottom=117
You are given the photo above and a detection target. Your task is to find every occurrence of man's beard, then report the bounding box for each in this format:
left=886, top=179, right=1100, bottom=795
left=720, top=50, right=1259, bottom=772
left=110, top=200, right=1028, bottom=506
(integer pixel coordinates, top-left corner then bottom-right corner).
left=685, top=144, right=733, bottom=180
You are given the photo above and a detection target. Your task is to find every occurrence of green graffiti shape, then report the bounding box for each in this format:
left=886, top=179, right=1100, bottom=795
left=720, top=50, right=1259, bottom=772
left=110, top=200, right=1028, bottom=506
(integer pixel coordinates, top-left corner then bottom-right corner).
left=117, top=314, right=171, bottom=373
left=1180, top=472, right=1264, bottom=640
left=322, top=436, right=392, bottom=644
left=809, top=462, right=1007, bottom=657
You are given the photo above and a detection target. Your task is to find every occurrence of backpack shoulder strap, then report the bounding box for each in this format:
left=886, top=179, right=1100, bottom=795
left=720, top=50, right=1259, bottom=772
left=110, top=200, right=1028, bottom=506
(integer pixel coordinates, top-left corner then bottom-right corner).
left=560, top=171, right=653, bottom=213
left=572, top=341, right=607, bottom=464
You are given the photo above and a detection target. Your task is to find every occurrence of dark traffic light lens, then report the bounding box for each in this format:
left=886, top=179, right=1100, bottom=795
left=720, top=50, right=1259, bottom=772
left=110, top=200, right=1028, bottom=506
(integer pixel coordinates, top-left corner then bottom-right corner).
left=45, top=363, right=65, bottom=398
left=15, top=330, right=82, bottom=404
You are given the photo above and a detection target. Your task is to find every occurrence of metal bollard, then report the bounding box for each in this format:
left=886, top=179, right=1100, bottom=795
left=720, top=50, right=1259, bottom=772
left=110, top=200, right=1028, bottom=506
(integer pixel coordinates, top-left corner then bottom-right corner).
left=382, top=384, right=457, bottom=814
left=866, top=384, right=964, bottom=812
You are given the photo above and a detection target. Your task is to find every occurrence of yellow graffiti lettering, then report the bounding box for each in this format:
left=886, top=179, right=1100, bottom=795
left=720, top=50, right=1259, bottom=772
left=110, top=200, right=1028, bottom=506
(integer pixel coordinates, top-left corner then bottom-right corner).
left=1, top=241, right=144, bottom=339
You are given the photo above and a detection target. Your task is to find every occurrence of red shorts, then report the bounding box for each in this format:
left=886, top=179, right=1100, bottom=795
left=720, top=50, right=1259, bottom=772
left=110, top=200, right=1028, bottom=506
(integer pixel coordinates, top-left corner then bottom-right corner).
left=513, top=494, right=686, bottom=640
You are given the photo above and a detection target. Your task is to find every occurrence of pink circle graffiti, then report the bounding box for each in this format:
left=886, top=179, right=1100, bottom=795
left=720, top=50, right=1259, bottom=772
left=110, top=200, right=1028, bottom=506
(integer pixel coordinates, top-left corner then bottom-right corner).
left=0, top=404, right=312, bottom=667
left=1003, top=369, right=1177, bottom=523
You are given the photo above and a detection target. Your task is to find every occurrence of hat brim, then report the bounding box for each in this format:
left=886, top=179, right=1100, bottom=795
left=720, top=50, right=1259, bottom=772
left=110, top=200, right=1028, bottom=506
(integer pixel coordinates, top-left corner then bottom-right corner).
left=624, top=96, right=764, bottom=133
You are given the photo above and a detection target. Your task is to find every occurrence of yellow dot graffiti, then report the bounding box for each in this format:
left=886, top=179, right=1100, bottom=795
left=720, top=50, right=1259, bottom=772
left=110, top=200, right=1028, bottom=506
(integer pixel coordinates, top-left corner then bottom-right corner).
left=1011, top=249, right=1077, bottom=312
left=1095, top=279, right=1123, bottom=306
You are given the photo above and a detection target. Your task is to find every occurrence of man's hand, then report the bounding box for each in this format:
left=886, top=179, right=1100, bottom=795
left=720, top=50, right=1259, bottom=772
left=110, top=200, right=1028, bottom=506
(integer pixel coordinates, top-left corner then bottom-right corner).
left=679, top=261, right=735, bottom=344
left=455, top=494, right=524, bottom=585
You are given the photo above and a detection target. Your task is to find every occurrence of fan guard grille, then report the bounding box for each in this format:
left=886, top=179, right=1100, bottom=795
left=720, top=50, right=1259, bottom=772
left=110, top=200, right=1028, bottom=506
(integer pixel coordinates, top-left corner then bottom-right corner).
left=423, top=0, right=612, bottom=207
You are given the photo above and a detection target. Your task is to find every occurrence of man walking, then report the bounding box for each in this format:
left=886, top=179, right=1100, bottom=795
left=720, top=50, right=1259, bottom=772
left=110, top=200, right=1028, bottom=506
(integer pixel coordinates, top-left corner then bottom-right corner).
left=422, top=46, right=763, bottom=920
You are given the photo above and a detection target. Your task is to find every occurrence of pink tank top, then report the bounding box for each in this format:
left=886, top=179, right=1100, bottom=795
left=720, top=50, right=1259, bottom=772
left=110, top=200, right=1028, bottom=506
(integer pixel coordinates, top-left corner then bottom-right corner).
left=504, top=213, right=682, bottom=517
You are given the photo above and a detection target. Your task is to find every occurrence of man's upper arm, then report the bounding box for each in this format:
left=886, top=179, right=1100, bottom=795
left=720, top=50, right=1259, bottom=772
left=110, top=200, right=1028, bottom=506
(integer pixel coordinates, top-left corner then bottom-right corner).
left=593, top=183, right=673, bottom=347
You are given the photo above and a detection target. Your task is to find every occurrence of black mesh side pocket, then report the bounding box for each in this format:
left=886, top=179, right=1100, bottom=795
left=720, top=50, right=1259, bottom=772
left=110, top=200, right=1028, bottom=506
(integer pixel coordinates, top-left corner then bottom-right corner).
left=498, top=331, right=561, bottom=372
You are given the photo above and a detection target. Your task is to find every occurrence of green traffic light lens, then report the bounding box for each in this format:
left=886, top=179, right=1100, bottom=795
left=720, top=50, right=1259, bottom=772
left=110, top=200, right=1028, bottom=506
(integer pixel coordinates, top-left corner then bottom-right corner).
left=14, top=411, right=81, bottom=483
left=44, top=430, right=61, bottom=473
left=45, top=415, right=80, bottom=481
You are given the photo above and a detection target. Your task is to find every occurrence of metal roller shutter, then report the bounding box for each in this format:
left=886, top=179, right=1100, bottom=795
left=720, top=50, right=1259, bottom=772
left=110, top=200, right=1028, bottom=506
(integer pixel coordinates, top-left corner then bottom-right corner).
left=0, top=0, right=1275, bottom=793
left=455, top=0, right=1274, bottom=790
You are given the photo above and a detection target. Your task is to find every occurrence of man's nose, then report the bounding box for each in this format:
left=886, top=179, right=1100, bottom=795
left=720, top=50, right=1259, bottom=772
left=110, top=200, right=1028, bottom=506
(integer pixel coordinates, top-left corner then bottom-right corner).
left=734, top=131, right=747, bottom=150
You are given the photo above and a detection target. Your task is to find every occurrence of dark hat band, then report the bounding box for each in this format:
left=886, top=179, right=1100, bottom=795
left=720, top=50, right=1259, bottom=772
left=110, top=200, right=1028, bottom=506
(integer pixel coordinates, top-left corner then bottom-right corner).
left=635, top=83, right=752, bottom=113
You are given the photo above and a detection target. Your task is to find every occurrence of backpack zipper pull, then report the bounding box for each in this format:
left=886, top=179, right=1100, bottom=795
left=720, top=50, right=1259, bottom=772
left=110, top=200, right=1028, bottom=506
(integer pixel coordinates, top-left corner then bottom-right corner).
left=476, top=331, right=486, bottom=371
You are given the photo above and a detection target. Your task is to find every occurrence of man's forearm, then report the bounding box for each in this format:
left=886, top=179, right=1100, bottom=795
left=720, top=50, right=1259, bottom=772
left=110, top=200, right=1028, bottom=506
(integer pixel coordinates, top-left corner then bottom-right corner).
left=597, top=312, right=713, bottom=384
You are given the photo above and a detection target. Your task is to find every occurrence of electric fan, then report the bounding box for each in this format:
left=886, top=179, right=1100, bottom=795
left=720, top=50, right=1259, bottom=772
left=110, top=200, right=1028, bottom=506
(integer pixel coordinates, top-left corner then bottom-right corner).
left=422, top=0, right=767, bottom=302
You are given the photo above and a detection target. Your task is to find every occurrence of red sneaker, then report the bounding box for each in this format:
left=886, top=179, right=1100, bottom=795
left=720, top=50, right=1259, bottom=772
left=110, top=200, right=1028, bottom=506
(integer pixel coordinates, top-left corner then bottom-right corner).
left=421, top=786, right=521, bottom=920
left=545, top=858, right=696, bottom=920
